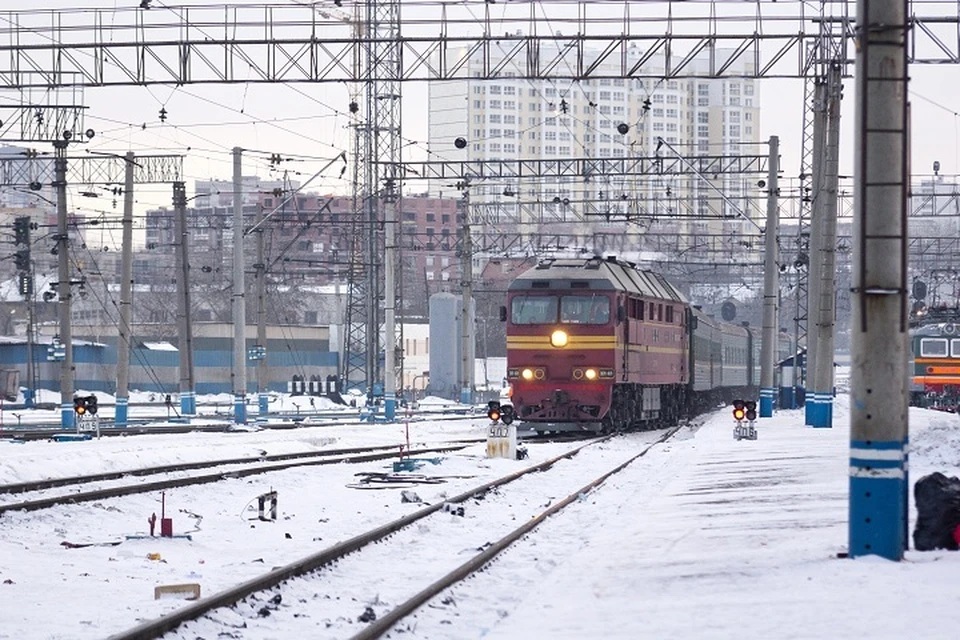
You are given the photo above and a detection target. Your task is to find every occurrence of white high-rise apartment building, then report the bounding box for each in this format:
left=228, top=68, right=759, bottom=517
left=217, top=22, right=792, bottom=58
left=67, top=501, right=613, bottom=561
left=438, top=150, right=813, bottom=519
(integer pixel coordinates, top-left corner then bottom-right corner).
left=428, top=46, right=761, bottom=258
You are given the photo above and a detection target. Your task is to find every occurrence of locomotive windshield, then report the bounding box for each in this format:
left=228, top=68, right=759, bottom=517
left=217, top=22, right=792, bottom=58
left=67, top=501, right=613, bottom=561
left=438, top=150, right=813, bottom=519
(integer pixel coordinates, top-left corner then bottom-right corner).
left=561, top=295, right=610, bottom=324
left=511, top=296, right=559, bottom=325
left=511, top=295, right=610, bottom=325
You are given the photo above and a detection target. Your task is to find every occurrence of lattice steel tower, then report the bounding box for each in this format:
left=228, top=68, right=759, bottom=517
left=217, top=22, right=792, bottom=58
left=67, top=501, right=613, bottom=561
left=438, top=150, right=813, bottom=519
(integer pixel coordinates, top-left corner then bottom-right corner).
left=343, top=0, right=403, bottom=396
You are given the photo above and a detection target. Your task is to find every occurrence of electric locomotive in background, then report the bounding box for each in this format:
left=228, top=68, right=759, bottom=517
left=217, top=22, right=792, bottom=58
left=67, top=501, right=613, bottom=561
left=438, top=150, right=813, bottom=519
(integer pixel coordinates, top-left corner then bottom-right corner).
left=502, top=256, right=766, bottom=433
left=910, top=316, right=960, bottom=411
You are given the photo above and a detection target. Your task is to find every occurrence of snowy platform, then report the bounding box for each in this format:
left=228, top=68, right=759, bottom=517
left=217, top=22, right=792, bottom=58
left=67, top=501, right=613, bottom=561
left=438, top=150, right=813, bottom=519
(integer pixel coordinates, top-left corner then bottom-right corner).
left=482, top=395, right=960, bottom=639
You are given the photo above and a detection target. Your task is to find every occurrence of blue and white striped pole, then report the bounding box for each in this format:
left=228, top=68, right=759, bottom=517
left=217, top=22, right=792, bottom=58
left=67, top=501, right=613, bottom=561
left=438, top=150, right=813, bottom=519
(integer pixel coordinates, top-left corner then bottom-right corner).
left=848, top=0, right=909, bottom=560
left=181, top=390, right=196, bottom=416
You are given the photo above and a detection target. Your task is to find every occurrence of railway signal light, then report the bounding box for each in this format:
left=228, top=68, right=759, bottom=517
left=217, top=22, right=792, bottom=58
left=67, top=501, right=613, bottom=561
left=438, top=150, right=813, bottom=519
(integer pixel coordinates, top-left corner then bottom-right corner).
left=732, top=400, right=746, bottom=422
left=487, top=400, right=501, bottom=422
left=73, top=395, right=98, bottom=416
left=14, top=216, right=31, bottom=246
left=745, top=400, right=757, bottom=422
left=13, top=248, right=30, bottom=271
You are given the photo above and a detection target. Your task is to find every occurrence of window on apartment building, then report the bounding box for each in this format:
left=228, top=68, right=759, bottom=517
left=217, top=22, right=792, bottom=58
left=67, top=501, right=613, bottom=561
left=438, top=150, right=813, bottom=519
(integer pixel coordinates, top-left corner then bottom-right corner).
left=489, top=99, right=501, bottom=109
left=600, top=78, right=611, bottom=86
left=529, top=117, right=538, bottom=125
left=529, top=131, right=538, bottom=140
left=473, top=143, right=481, bottom=151
left=612, top=147, right=624, bottom=157
left=490, top=128, right=501, bottom=137
left=653, top=108, right=664, bottom=117
left=426, top=271, right=434, bottom=280
left=613, top=106, right=625, bottom=115
left=698, top=140, right=709, bottom=152
left=600, top=119, right=611, bottom=129
left=666, top=122, right=677, bottom=132
left=474, top=86, right=484, bottom=94
left=559, top=131, right=570, bottom=141
left=489, top=114, right=501, bottom=123
left=490, top=85, right=501, bottom=94
left=600, top=105, right=611, bottom=115
left=698, top=125, right=709, bottom=137
left=653, top=122, right=664, bottom=132
left=698, top=83, right=709, bottom=95
left=545, top=117, right=556, bottom=125
left=666, top=108, right=677, bottom=118
left=745, top=83, right=754, bottom=96
left=730, top=126, right=741, bottom=138
left=426, top=256, right=435, bottom=266
left=545, top=87, right=557, bottom=96
left=653, top=93, right=664, bottom=103
left=474, top=114, right=483, bottom=123
left=729, top=83, right=740, bottom=95
left=667, top=94, right=678, bottom=104
left=505, top=129, right=516, bottom=138
left=599, top=91, right=611, bottom=100
left=600, top=133, right=611, bottom=143
left=545, top=130, right=557, bottom=140
left=504, top=114, right=516, bottom=124
left=505, top=143, right=516, bottom=153
left=599, top=147, right=611, bottom=157
left=559, top=145, right=571, bottom=155
left=614, top=79, right=624, bottom=86
left=613, top=91, right=624, bottom=101
left=729, top=111, right=740, bottom=122
left=490, top=142, right=501, bottom=152
left=729, top=97, right=740, bottom=106
left=426, top=213, right=435, bottom=222
left=505, top=86, right=516, bottom=95
left=698, top=112, right=708, bottom=124
left=442, top=257, right=450, bottom=267
left=529, top=88, right=537, bottom=96
left=698, top=97, right=709, bottom=106
left=504, top=100, right=516, bottom=109
left=667, top=80, right=678, bottom=90
left=529, top=145, right=537, bottom=153
left=745, top=126, right=753, bottom=136
left=474, top=100, right=482, bottom=108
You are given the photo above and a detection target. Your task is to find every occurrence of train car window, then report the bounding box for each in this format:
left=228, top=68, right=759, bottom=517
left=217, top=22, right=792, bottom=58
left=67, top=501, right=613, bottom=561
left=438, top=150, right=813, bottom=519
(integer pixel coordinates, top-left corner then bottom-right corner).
left=666, top=306, right=674, bottom=323
left=560, top=295, right=610, bottom=324
left=510, top=296, right=558, bottom=324
left=952, top=339, right=960, bottom=358
left=920, top=338, right=948, bottom=358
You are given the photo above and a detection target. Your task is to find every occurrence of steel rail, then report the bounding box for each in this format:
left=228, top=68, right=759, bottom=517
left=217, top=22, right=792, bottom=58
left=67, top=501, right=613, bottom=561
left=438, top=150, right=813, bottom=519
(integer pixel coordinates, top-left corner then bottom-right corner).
left=350, top=426, right=680, bottom=639
left=0, top=440, right=484, bottom=495
left=104, top=435, right=613, bottom=640
left=0, top=444, right=467, bottom=517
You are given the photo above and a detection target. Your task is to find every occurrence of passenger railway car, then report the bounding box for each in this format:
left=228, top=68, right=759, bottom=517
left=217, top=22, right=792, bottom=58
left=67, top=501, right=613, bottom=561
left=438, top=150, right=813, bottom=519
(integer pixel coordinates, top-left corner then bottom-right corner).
left=910, top=321, right=960, bottom=411
left=503, top=256, right=767, bottom=432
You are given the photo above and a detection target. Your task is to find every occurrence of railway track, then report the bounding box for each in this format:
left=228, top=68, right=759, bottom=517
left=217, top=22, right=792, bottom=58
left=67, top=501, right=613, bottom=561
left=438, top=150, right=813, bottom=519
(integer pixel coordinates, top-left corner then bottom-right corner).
left=104, top=427, right=679, bottom=640
left=0, top=442, right=474, bottom=516
left=0, top=409, right=482, bottom=441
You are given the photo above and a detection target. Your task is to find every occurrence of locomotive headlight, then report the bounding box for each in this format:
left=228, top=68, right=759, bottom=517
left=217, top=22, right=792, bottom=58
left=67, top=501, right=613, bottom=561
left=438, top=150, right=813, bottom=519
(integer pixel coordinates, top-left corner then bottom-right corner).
left=550, top=329, right=569, bottom=348
left=522, top=368, right=535, bottom=380
left=584, top=368, right=598, bottom=380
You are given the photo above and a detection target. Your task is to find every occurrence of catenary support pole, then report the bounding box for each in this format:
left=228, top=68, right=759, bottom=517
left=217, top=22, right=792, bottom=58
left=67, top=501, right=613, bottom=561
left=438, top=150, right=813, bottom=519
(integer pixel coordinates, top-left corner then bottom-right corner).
left=384, top=179, right=398, bottom=420
left=760, top=136, right=780, bottom=418
left=115, top=152, right=136, bottom=427
left=460, top=184, right=474, bottom=406
left=805, top=79, right=828, bottom=425
left=173, top=182, right=196, bottom=415
left=255, top=200, right=269, bottom=419
left=54, top=140, right=74, bottom=430
left=849, top=0, right=909, bottom=560
left=232, top=147, right=247, bottom=424
left=811, top=65, right=843, bottom=428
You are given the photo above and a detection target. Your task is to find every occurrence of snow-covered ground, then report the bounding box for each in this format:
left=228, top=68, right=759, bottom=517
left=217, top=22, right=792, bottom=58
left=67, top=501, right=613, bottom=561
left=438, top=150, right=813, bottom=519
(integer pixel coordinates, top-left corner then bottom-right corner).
left=0, top=392, right=958, bottom=639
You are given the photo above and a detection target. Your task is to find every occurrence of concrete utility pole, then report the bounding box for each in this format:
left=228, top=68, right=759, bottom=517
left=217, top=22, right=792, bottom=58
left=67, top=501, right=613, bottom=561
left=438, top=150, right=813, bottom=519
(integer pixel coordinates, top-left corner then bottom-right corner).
left=460, top=183, right=474, bottom=406
left=759, top=136, right=780, bottom=418
left=849, top=0, right=909, bottom=561
left=810, top=65, right=843, bottom=428
left=255, top=201, right=269, bottom=419
left=232, top=147, right=247, bottom=424
left=805, top=79, right=828, bottom=424
left=173, top=182, right=196, bottom=415
left=384, top=179, right=398, bottom=420
left=114, top=152, right=136, bottom=426
left=54, top=140, right=73, bottom=429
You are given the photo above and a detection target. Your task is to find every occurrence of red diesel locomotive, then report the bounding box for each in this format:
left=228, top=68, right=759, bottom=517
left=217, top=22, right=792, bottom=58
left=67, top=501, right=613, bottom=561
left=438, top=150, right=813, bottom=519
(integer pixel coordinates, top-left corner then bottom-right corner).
left=502, top=256, right=765, bottom=432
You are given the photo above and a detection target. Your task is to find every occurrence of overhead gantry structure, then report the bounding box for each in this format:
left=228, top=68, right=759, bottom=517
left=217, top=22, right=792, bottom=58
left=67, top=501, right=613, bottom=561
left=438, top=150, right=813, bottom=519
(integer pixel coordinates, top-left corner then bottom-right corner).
left=2, top=0, right=960, bottom=409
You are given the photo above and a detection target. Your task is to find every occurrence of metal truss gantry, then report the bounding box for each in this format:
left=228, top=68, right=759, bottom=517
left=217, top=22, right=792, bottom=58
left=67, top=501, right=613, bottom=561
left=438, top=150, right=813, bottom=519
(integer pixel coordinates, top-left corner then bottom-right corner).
left=1, top=2, right=959, bottom=86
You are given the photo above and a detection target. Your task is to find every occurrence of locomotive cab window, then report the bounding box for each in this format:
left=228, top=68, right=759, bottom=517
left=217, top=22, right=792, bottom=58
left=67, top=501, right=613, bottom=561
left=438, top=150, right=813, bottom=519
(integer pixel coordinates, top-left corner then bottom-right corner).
left=920, top=338, right=949, bottom=358
left=560, top=295, right=610, bottom=325
left=952, top=339, right=960, bottom=358
left=511, top=296, right=559, bottom=325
